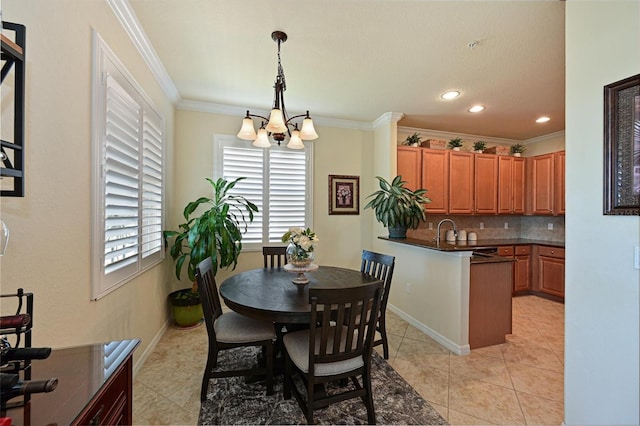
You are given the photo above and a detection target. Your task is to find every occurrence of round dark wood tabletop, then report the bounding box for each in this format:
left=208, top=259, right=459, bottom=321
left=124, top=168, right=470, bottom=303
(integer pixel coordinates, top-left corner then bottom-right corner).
left=219, top=266, right=382, bottom=324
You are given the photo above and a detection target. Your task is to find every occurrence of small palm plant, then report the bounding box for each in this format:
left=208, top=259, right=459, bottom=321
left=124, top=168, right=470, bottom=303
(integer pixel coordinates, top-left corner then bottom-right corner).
left=473, top=141, right=487, bottom=152
left=448, top=137, right=464, bottom=150
left=510, top=144, right=526, bottom=155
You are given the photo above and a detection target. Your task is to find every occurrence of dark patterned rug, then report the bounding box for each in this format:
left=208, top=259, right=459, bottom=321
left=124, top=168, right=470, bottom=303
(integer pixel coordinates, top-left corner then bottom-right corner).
left=198, top=346, right=448, bottom=425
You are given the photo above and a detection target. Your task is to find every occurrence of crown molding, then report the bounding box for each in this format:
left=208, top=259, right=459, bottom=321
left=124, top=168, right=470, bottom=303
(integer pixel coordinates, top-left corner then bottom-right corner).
left=522, top=130, right=566, bottom=145
left=107, top=0, right=181, bottom=104
left=372, top=112, right=405, bottom=129
left=398, top=125, right=519, bottom=145
left=177, top=99, right=374, bottom=131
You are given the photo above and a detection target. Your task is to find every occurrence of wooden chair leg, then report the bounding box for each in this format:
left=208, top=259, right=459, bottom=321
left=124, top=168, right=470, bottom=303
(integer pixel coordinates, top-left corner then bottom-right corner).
left=283, top=351, right=292, bottom=399
left=265, top=342, right=274, bottom=395
left=306, top=377, right=315, bottom=425
left=363, top=370, right=376, bottom=424
left=200, top=357, right=215, bottom=401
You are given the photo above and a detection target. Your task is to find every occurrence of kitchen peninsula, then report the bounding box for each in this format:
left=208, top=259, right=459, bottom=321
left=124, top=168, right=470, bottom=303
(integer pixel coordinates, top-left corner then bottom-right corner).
left=373, top=236, right=564, bottom=355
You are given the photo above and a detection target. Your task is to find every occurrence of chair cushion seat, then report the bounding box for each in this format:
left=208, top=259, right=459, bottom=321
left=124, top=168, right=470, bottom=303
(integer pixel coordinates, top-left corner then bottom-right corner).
left=283, top=326, right=364, bottom=376
left=214, top=312, right=275, bottom=343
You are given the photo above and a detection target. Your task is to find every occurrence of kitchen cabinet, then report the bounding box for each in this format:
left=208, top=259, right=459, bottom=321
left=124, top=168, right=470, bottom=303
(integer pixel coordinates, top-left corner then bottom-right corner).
left=497, top=245, right=531, bottom=294
left=474, top=154, right=498, bottom=214
left=421, top=149, right=449, bottom=214
left=497, top=156, right=525, bottom=214
left=449, top=151, right=474, bottom=214
left=536, top=246, right=565, bottom=298
left=554, top=151, right=565, bottom=215
left=527, top=151, right=564, bottom=216
left=397, top=146, right=421, bottom=191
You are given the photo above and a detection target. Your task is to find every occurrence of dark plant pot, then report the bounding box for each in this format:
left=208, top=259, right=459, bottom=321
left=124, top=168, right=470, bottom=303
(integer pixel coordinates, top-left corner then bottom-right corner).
left=388, top=226, right=408, bottom=239
left=169, top=288, right=203, bottom=328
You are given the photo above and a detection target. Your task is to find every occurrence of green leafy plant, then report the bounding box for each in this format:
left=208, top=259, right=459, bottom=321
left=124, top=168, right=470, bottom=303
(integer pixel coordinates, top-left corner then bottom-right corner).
left=510, top=143, right=526, bottom=154
left=364, top=176, right=431, bottom=234
left=448, top=137, right=464, bottom=149
left=403, top=132, right=422, bottom=146
left=163, top=177, right=258, bottom=286
left=473, top=141, right=487, bottom=152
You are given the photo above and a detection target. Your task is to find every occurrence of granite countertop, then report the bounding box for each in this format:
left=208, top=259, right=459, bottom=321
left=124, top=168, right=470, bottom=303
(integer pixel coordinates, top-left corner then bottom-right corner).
left=378, top=236, right=565, bottom=252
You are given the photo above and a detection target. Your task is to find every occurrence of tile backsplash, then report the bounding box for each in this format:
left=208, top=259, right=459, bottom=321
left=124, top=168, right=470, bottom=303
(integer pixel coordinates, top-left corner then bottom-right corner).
left=407, top=215, right=565, bottom=242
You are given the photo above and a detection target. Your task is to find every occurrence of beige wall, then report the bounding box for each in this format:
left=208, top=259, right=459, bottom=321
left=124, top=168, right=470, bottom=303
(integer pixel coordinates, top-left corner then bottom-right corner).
left=0, top=1, right=176, bottom=365
left=565, top=1, right=639, bottom=423
left=172, top=108, right=376, bottom=286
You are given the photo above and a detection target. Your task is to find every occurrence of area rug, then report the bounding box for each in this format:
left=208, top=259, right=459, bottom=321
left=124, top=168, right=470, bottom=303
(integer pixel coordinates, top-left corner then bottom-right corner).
left=198, top=346, right=448, bottom=425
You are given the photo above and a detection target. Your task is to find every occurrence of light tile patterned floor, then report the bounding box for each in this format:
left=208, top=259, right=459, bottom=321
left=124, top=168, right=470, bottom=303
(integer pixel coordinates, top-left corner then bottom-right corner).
left=133, top=295, right=564, bottom=425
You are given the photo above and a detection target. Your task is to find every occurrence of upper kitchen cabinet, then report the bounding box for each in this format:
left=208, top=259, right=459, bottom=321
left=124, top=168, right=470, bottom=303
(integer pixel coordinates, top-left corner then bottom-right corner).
left=526, top=151, right=565, bottom=215
left=422, top=149, right=449, bottom=214
left=474, top=154, right=498, bottom=214
left=497, top=156, right=525, bottom=214
left=449, top=151, right=475, bottom=214
left=397, top=147, right=422, bottom=191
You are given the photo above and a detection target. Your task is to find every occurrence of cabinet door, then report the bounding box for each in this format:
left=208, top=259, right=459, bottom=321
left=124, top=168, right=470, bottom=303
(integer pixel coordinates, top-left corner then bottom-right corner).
left=422, top=149, right=449, bottom=214
left=531, top=153, right=555, bottom=215
left=512, top=158, right=525, bottom=214
left=497, top=157, right=514, bottom=214
left=554, top=151, right=565, bottom=215
left=474, top=154, right=498, bottom=214
left=538, top=255, right=565, bottom=297
left=448, top=151, right=474, bottom=214
left=514, top=246, right=531, bottom=292
left=397, top=146, right=421, bottom=191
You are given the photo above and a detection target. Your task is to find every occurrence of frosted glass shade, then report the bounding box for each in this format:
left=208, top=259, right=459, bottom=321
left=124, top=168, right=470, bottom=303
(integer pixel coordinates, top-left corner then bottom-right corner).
left=286, top=130, right=305, bottom=149
left=237, top=117, right=257, bottom=140
left=265, top=109, right=287, bottom=133
left=299, top=117, right=318, bottom=140
left=252, top=128, right=271, bottom=148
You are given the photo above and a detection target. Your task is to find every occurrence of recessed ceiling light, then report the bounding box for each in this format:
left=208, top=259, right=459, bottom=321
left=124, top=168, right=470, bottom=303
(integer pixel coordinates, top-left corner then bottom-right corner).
left=469, top=105, right=485, bottom=113
left=536, top=116, right=550, bottom=123
left=441, top=91, right=460, bottom=100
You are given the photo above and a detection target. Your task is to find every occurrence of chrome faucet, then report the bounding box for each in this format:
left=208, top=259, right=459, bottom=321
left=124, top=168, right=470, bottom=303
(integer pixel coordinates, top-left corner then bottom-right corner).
left=436, top=218, right=458, bottom=246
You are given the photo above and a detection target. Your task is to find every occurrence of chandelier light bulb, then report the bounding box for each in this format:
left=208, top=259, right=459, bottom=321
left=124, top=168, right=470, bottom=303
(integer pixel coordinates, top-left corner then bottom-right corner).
left=237, top=116, right=257, bottom=140
left=252, top=128, right=272, bottom=148
left=287, top=130, right=305, bottom=149
left=299, top=115, right=319, bottom=140
left=265, top=109, right=287, bottom=133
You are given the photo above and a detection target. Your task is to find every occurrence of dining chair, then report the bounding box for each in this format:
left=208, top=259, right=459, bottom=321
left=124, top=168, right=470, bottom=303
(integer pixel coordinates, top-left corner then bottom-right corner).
left=360, top=249, right=396, bottom=359
left=196, top=257, right=276, bottom=401
left=282, top=280, right=384, bottom=424
left=262, top=246, right=287, bottom=268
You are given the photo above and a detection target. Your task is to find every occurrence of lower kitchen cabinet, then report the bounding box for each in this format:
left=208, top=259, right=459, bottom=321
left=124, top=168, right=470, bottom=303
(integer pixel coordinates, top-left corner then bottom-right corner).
left=536, top=246, right=565, bottom=298
left=497, top=245, right=531, bottom=294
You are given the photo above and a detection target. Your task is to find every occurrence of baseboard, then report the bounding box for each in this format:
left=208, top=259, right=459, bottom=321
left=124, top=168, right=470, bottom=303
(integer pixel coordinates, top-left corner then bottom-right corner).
left=132, top=319, right=170, bottom=376
left=387, top=303, right=470, bottom=356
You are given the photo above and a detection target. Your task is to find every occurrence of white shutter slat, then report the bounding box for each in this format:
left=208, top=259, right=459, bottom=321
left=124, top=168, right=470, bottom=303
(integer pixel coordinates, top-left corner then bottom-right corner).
left=141, top=110, right=164, bottom=261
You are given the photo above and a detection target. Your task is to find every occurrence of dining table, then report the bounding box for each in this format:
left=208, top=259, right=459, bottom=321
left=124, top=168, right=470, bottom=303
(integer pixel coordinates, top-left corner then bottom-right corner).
left=219, top=265, right=383, bottom=324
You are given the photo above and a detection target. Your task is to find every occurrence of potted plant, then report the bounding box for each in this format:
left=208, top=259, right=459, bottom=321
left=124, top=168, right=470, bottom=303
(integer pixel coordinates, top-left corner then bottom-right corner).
left=364, top=175, right=431, bottom=239
left=510, top=144, right=526, bottom=157
left=163, top=177, right=258, bottom=327
left=473, top=141, right=486, bottom=153
left=403, top=132, right=422, bottom=147
left=448, top=137, right=464, bottom=151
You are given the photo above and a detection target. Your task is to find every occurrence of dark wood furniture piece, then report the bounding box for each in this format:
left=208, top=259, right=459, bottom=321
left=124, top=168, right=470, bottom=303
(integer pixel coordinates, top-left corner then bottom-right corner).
left=219, top=266, right=384, bottom=324
left=262, top=246, right=287, bottom=268
left=196, top=258, right=275, bottom=401
left=360, top=250, right=395, bottom=359
left=469, top=259, right=513, bottom=349
left=283, top=281, right=383, bottom=424
left=0, top=339, right=139, bottom=425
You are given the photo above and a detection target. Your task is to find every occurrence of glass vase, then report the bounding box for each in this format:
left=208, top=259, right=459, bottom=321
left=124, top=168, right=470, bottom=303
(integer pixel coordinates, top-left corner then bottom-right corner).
left=286, top=242, right=315, bottom=268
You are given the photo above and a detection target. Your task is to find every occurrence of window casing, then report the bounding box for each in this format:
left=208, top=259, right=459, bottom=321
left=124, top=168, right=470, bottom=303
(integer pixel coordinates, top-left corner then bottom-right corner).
left=91, top=33, right=165, bottom=300
left=213, top=135, right=313, bottom=249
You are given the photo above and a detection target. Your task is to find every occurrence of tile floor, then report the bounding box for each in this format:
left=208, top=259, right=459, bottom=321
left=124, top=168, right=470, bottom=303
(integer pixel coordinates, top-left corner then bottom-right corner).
left=133, top=295, right=564, bottom=425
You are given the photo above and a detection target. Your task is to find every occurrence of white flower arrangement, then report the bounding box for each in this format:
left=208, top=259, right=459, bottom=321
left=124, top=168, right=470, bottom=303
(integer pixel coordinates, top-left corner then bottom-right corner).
left=281, top=227, right=318, bottom=260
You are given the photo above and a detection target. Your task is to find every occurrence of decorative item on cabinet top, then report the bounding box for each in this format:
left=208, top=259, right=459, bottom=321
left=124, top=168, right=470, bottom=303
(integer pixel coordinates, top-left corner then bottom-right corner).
left=484, top=145, right=510, bottom=156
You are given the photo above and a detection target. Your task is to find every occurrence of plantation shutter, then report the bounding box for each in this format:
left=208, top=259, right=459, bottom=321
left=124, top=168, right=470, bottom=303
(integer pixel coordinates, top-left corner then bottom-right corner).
left=103, top=74, right=140, bottom=282
left=92, top=33, right=165, bottom=300
left=103, top=339, right=138, bottom=377
left=215, top=136, right=312, bottom=248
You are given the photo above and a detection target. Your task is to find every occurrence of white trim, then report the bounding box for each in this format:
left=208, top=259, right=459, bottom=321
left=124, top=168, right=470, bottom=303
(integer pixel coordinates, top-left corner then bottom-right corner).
left=398, top=125, right=520, bottom=146
left=387, top=303, right=471, bottom=356
left=133, top=319, right=170, bottom=377
left=523, top=130, right=566, bottom=145
left=373, top=112, right=405, bottom=128
left=107, top=0, right=181, bottom=104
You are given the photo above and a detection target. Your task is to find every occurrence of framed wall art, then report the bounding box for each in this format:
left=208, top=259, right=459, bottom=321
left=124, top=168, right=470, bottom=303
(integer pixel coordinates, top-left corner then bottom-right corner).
left=603, top=73, right=640, bottom=215
left=328, top=175, right=359, bottom=215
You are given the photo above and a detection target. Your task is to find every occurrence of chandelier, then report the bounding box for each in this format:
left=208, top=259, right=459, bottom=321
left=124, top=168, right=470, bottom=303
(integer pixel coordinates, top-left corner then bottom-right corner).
left=237, top=31, right=318, bottom=149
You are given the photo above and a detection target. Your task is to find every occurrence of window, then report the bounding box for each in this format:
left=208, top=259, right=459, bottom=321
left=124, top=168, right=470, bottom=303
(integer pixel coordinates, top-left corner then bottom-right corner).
left=213, top=135, right=313, bottom=249
left=91, top=33, right=164, bottom=300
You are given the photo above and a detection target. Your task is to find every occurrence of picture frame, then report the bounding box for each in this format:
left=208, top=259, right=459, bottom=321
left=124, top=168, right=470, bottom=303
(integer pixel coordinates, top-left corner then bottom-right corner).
left=328, top=175, right=359, bottom=215
left=603, top=73, right=640, bottom=216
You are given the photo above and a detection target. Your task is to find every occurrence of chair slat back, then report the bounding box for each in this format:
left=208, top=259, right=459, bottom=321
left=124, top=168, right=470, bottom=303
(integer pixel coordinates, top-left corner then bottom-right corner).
left=308, top=282, right=383, bottom=368
left=263, top=246, right=287, bottom=268
left=196, top=258, right=223, bottom=340
left=360, top=250, right=395, bottom=310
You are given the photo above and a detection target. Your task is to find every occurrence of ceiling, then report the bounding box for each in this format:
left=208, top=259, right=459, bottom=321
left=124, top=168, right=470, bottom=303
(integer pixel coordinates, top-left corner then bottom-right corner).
left=128, top=0, right=565, bottom=141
